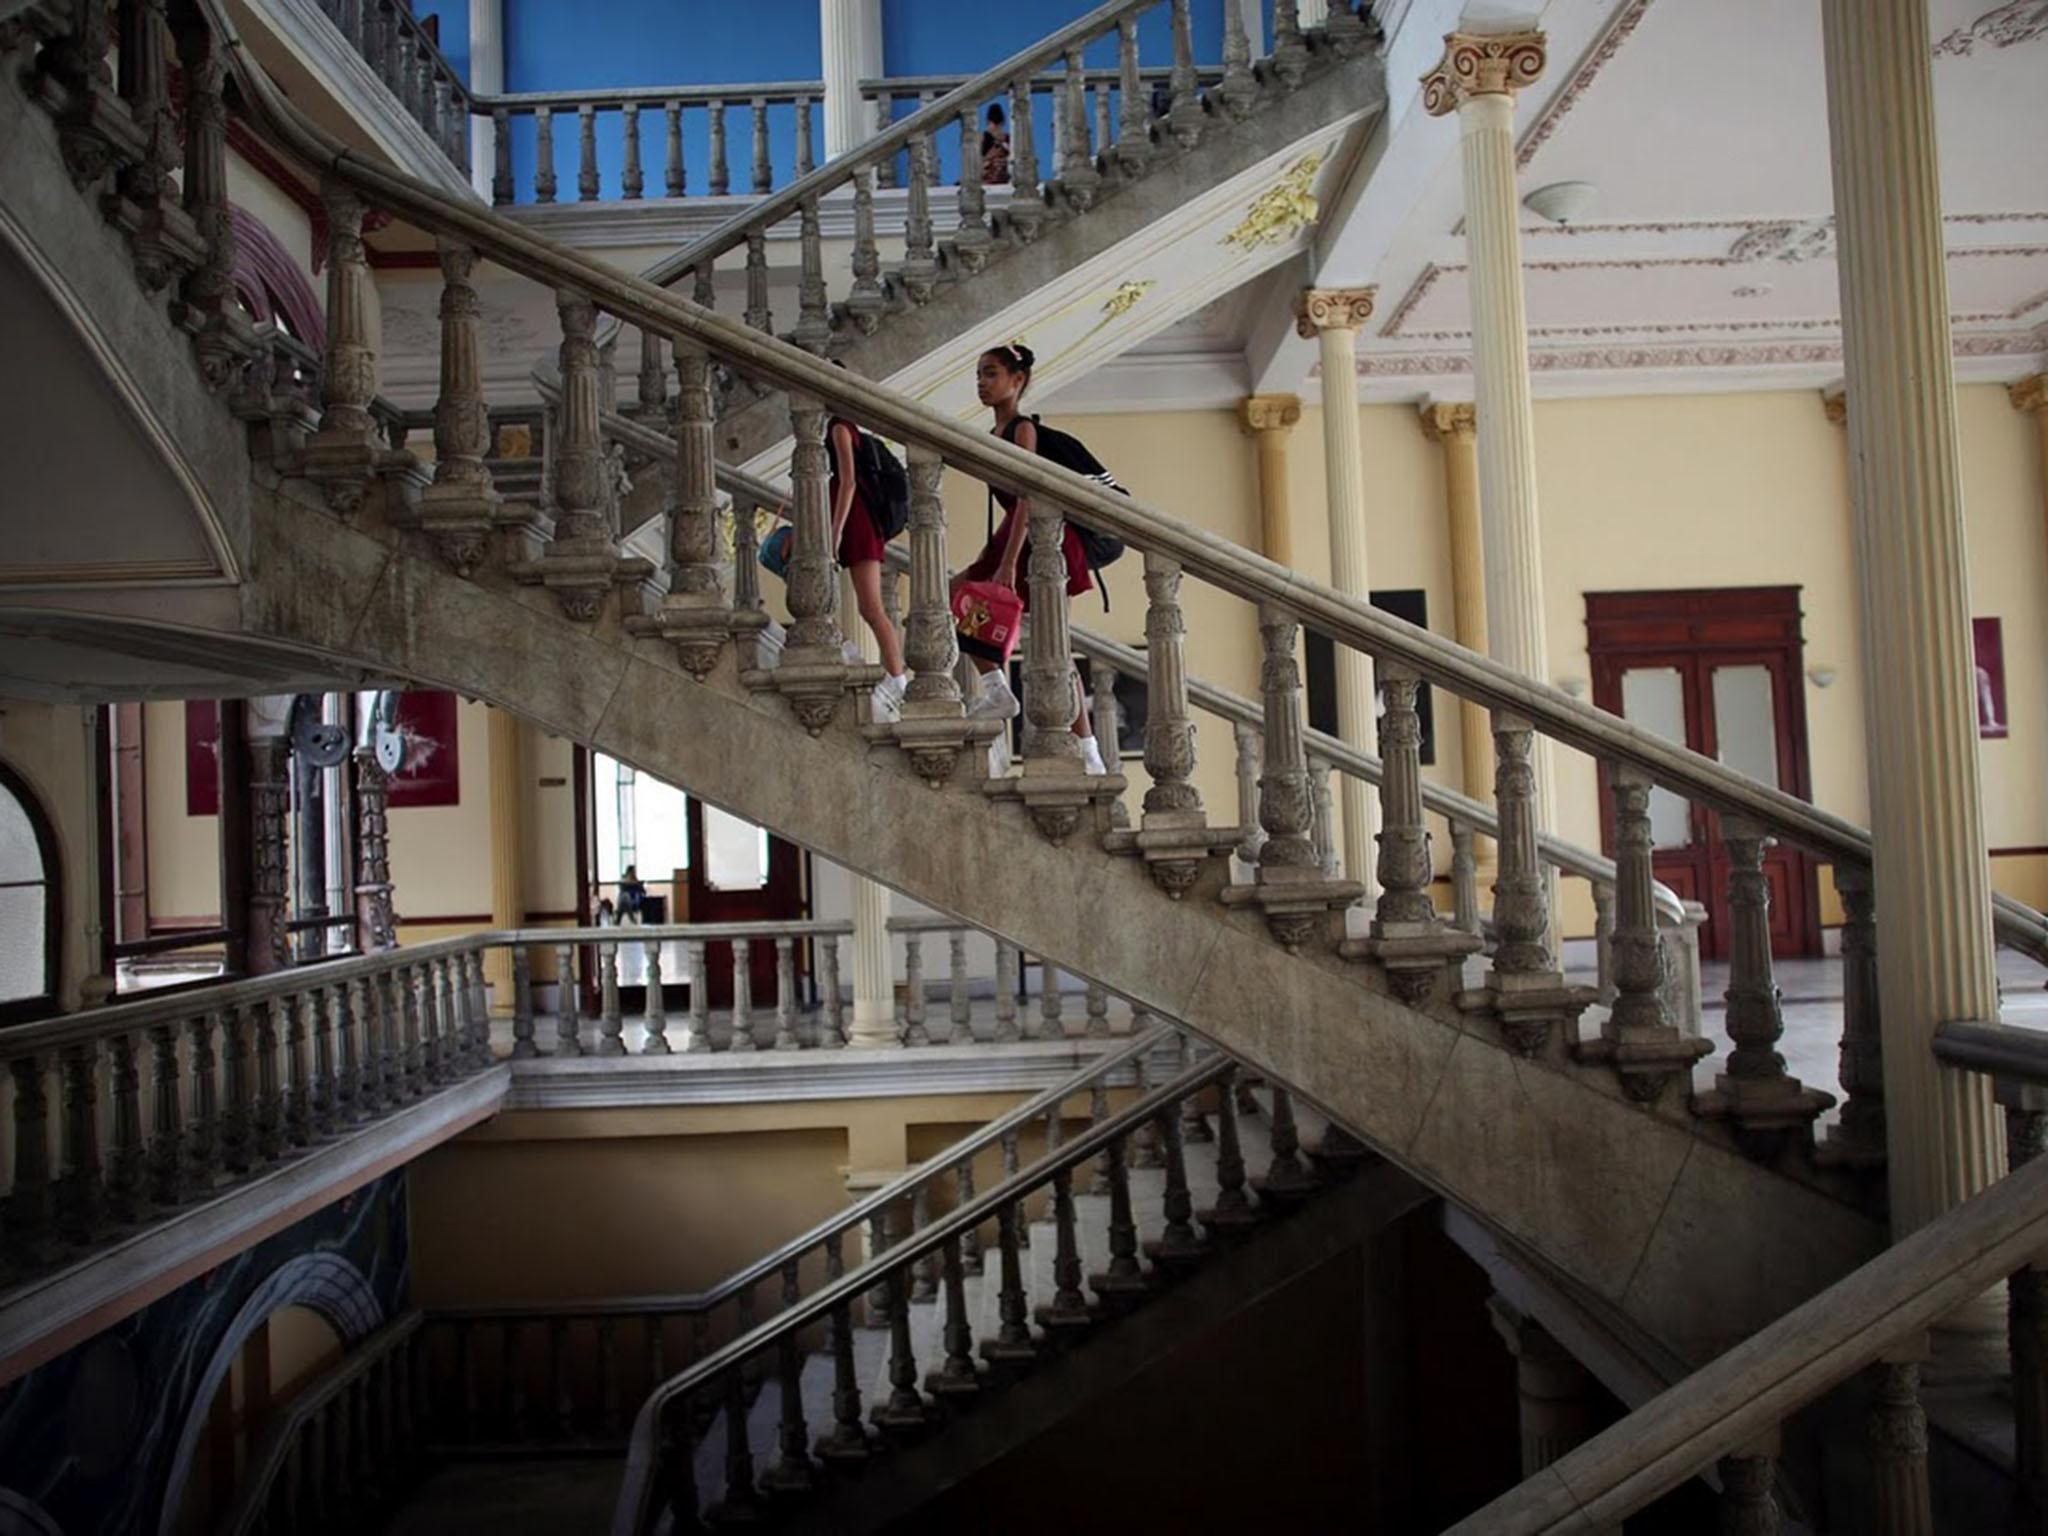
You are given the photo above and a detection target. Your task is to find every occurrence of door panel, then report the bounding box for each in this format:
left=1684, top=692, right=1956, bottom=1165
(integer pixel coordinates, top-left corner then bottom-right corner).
left=1587, top=589, right=1821, bottom=961
left=686, top=799, right=804, bottom=1006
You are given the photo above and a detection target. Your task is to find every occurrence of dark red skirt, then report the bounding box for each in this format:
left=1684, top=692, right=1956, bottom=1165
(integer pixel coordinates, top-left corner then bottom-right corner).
left=960, top=506, right=1092, bottom=609
left=835, top=486, right=887, bottom=568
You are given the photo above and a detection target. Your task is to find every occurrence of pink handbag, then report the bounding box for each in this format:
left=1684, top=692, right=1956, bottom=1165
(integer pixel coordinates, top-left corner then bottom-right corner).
left=951, top=580, right=1022, bottom=664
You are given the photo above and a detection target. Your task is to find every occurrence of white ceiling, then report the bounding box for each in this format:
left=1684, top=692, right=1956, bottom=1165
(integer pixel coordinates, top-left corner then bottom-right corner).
left=1067, top=0, right=2048, bottom=409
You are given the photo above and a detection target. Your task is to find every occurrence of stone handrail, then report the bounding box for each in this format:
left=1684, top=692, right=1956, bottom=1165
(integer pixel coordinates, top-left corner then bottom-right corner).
left=1932, top=1018, right=2048, bottom=1087
left=474, top=81, right=826, bottom=111
left=860, top=65, right=1224, bottom=95
left=610, top=1042, right=1230, bottom=1533
left=1444, top=1146, right=2048, bottom=1533
left=220, top=1310, right=429, bottom=1536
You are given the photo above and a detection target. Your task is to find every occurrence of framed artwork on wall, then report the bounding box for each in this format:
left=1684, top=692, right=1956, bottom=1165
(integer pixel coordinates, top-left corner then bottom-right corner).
left=1973, top=618, right=2008, bottom=740
left=386, top=691, right=462, bottom=808
left=184, top=700, right=220, bottom=816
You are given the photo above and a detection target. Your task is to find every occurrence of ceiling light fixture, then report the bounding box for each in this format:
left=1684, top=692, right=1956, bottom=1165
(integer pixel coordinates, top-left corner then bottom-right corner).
left=1523, top=180, right=1596, bottom=225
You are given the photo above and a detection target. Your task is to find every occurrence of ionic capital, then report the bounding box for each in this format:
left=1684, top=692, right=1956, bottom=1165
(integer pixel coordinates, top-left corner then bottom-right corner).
left=1294, top=286, right=1376, bottom=339
left=1238, top=393, right=1303, bottom=436
left=1820, top=387, right=1847, bottom=427
left=1419, top=400, right=1476, bottom=443
left=1421, top=30, right=1547, bottom=116
left=2012, top=374, right=2047, bottom=415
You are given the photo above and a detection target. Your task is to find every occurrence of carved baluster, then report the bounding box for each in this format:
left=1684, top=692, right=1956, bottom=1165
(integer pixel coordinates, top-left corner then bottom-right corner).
left=219, top=1004, right=256, bottom=1175
left=328, top=979, right=360, bottom=1122
left=1165, top=0, right=1202, bottom=146
left=1218, top=0, right=1257, bottom=117
left=685, top=940, right=711, bottom=1052
left=1824, top=865, right=1887, bottom=1167
left=280, top=992, right=312, bottom=1147
left=926, top=1234, right=980, bottom=1399
left=957, top=1158, right=983, bottom=1273
left=707, top=99, right=729, bottom=196
left=509, top=946, right=537, bottom=1059
left=910, top=1185, right=939, bottom=1303
left=1037, top=961, right=1064, bottom=1041
left=347, top=975, right=381, bottom=1114
left=618, top=103, right=644, bottom=200
left=1233, top=721, right=1265, bottom=872
left=554, top=943, right=582, bottom=1056
left=954, top=109, right=991, bottom=270
left=1094, top=80, right=1112, bottom=156
left=302, top=180, right=386, bottom=511
left=980, top=1200, right=1036, bottom=1367
left=819, top=933, right=845, bottom=1047
left=900, top=129, right=938, bottom=305
left=1088, top=657, right=1129, bottom=830
left=873, top=93, right=897, bottom=188
left=50, top=1044, right=103, bottom=1246
left=1491, top=714, right=1554, bottom=981
left=3, top=1053, right=52, bottom=1265
left=1138, top=553, right=1209, bottom=894
left=1365, top=666, right=1478, bottom=997
left=901, top=935, right=929, bottom=1047
left=1256, top=607, right=1315, bottom=878
left=1081, top=979, right=1108, bottom=1040
left=1201, top=1064, right=1256, bottom=1235
left=1718, top=1446, right=1782, bottom=1535
left=1087, top=1082, right=1114, bottom=1194
left=1272, top=0, right=1310, bottom=87
left=533, top=107, right=557, bottom=202
left=795, top=93, right=816, bottom=176
left=732, top=497, right=765, bottom=617
left=536, top=290, right=618, bottom=618
left=1591, top=763, right=1709, bottom=1099
left=663, top=101, right=685, bottom=196
left=1060, top=47, right=1100, bottom=209
left=1178, top=1030, right=1213, bottom=1143
left=1007, top=76, right=1045, bottom=240
left=103, top=1031, right=147, bottom=1226
left=1149, top=1080, right=1204, bottom=1268
left=729, top=939, right=755, bottom=1051
left=147, top=1022, right=186, bottom=1207
left=419, top=240, right=500, bottom=574
left=1452, top=822, right=1483, bottom=936
left=770, top=936, right=799, bottom=1050
left=793, top=195, right=831, bottom=354
left=1019, top=492, right=1083, bottom=811
left=946, top=932, right=971, bottom=1042
left=1702, top=820, right=1831, bottom=1154
left=597, top=940, right=625, bottom=1056
left=491, top=108, right=514, bottom=204
left=1867, top=1360, right=1934, bottom=1535
left=749, top=97, right=772, bottom=192
left=783, top=396, right=845, bottom=669
left=643, top=940, right=669, bottom=1054
left=846, top=169, right=886, bottom=334
left=167, top=13, right=243, bottom=388
left=1038, top=1164, right=1090, bottom=1331
left=872, top=1266, right=927, bottom=1430
left=109, top=0, right=190, bottom=292
left=762, top=1260, right=815, bottom=1492
left=994, top=941, right=1021, bottom=1042
left=1112, top=17, right=1151, bottom=177
left=1095, top=1133, right=1146, bottom=1307
left=307, top=986, right=338, bottom=1135
left=659, top=334, right=728, bottom=679
left=574, top=104, right=599, bottom=201
left=740, top=226, right=773, bottom=336
left=1000, top=1129, right=1029, bottom=1250
left=424, top=958, right=450, bottom=1081
left=403, top=963, right=429, bottom=1092
left=1130, top=1042, right=1164, bottom=1169
left=815, top=1233, right=869, bottom=1460
left=1325, top=0, right=1369, bottom=53
left=1262, top=1086, right=1319, bottom=1202
left=706, top=1371, right=760, bottom=1521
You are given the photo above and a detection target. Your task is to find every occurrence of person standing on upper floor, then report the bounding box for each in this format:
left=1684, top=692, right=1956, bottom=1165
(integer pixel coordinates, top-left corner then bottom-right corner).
left=980, top=102, right=1011, bottom=185
left=954, top=343, right=1106, bottom=774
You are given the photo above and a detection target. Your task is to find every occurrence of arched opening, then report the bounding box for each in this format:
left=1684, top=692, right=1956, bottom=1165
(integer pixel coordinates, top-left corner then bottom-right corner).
left=171, top=1304, right=346, bottom=1536
left=0, top=760, right=61, bottom=1025
left=227, top=205, right=324, bottom=350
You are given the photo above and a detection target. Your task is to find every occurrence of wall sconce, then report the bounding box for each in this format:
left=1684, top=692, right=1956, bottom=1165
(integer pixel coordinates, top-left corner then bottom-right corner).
left=1558, top=676, right=1589, bottom=699
left=1807, top=665, right=1838, bottom=689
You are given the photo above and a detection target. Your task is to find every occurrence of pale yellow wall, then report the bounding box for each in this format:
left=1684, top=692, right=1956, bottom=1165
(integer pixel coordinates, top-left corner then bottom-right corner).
left=524, top=727, right=580, bottom=917
left=143, top=699, right=221, bottom=924
left=0, top=698, right=95, bottom=1009
left=225, top=149, right=316, bottom=279
left=267, top=1303, right=345, bottom=1406
left=387, top=697, right=493, bottom=920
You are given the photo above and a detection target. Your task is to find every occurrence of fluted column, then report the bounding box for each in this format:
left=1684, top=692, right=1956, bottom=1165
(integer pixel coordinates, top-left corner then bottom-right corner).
left=1821, top=0, right=2004, bottom=1246
left=1424, top=34, right=1556, bottom=840
left=1487, top=1298, right=1609, bottom=1518
left=821, top=0, right=882, bottom=160
left=1420, top=400, right=1495, bottom=873
left=1294, top=288, right=1379, bottom=903
left=486, top=708, right=524, bottom=1013
left=2015, top=375, right=2047, bottom=563
left=1238, top=394, right=1302, bottom=567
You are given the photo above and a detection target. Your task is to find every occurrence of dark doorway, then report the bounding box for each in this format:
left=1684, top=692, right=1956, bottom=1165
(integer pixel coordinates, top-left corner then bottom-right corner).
left=1587, top=587, right=1821, bottom=962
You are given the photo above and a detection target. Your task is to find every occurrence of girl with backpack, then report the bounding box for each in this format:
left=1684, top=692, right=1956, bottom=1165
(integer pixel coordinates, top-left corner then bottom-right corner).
left=956, top=343, right=1110, bottom=774
left=827, top=408, right=910, bottom=721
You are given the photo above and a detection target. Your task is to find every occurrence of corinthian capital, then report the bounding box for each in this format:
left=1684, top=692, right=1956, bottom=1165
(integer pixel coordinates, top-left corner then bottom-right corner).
left=1294, top=286, right=1376, bottom=339
left=2012, top=374, right=2047, bottom=415
left=1418, top=401, right=1475, bottom=442
left=1421, top=30, right=1547, bottom=116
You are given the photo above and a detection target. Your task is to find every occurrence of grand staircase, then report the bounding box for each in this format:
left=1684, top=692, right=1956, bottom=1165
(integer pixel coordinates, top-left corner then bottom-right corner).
left=6, top=0, right=2048, bottom=1529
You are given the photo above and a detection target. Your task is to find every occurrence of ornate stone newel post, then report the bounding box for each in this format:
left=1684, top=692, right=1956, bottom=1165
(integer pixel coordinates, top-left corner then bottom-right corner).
left=891, top=445, right=982, bottom=785
left=1133, top=553, right=1234, bottom=896
left=524, top=291, right=622, bottom=619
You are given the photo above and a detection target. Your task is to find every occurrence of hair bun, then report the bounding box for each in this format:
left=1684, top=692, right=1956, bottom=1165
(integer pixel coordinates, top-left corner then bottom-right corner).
left=1012, top=343, right=1036, bottom=369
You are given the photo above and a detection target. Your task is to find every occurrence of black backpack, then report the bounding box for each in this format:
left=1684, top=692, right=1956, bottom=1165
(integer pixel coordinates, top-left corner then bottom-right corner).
left=835, top=418, right=911, bottom=540
left=991, top=415, right=1128, bottom=599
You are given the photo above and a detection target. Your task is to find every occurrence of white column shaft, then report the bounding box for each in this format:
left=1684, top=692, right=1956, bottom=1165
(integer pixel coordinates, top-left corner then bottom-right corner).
left=1316, top=321, right=1379, bottom=902
left=846, top=570, right=899, bottom=1045
left=467, top=0, right=505, bottom=202
left=822, top=0, right=883, bottom=161
left=1822, top=0, right=2003, bottom=1236
left=1460, top=91, right=1555, bottom=834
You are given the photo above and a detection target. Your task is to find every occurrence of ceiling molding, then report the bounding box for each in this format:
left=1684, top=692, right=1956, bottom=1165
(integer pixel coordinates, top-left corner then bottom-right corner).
left=1516, top=0, right=1657, bottom=170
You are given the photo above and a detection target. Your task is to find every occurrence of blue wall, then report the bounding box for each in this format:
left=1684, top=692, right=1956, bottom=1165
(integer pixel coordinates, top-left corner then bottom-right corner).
left=415, top=0, right=470, bottom=84
left=488, top=0, right=1250, bottom=201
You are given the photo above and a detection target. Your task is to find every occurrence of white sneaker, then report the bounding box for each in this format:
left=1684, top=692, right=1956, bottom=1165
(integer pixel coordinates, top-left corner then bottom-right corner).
left=1080, top=735, right=1107, bottom=776
left=967, top=670, right=1020, bottom=721
left=841, top=640, right=864, bottom=664
left=871, top=672, right=907, bottom=724
left=987, top=732, right=1014, bottom=777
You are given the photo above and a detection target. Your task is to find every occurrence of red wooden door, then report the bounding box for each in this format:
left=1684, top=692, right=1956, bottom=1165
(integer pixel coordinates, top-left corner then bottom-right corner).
left=1588, top=590, right=1820, bottom=962
left=684, top=798, right=805, bottom=1006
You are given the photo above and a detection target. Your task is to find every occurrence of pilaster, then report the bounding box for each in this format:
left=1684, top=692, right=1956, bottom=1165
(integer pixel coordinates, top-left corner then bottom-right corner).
left=1238, top=393, right=1302, bottom=567
left=1420, top=399, right=1495, bottom=873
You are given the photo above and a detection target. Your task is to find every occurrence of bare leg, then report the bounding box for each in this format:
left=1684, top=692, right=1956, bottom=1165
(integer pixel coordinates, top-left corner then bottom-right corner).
left=850, top=560, right=905, bottom=676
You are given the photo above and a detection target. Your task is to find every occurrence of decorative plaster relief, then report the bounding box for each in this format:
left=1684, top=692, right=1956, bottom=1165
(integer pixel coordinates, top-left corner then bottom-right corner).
left=1728, top=219, right=1837, bottom=264
left=1934, top=1, right=2048, bottom=58
left=1222, top=154, right=1324, bottom=250
left=1516, top=0, right=1656, bottom=168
